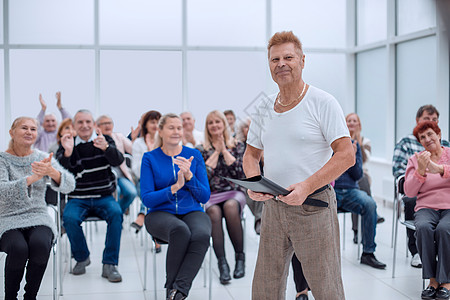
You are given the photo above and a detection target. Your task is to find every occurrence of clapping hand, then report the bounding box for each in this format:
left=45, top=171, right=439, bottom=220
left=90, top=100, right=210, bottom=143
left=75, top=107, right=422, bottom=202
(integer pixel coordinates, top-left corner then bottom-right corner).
left=130, top=124, right=141, bottom=141
left=39, top=94, right=47, bottom=111
left=173, top=156, right=194, bottom=180
left=415, top=151, right=431, bottom=176
left=352, top=140, right=357, bottom=153
left=56, top=91, right=62, bottom=110
left=212, top=135, right=226, bottom=153
left=426, top=159, right=444, bottom=174
left=31, top=153, right=54, bottom=178
left=61, top=132, right=74, bottom=157
left=93, top=128, right=109, bottom=151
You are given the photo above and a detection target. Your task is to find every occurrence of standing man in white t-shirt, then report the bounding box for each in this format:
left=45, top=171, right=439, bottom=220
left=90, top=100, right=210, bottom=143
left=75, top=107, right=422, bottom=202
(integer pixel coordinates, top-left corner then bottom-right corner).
left=243, top=31, right=355, bottom=300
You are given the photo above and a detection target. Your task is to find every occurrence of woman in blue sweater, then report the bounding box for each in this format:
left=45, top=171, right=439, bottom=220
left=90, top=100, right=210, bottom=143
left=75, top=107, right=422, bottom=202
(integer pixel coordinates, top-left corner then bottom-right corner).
left=140, top=113, right=211, bottom=300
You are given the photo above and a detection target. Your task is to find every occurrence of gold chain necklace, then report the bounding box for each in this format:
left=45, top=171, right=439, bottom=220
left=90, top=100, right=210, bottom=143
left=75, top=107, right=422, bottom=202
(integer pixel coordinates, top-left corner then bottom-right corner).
left=276, top=82, right=307, bottom=107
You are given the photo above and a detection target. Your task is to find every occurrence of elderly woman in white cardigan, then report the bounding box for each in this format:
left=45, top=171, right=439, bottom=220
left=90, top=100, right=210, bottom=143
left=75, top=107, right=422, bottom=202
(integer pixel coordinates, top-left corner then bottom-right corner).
left=0, top=116, right=75, bottom=300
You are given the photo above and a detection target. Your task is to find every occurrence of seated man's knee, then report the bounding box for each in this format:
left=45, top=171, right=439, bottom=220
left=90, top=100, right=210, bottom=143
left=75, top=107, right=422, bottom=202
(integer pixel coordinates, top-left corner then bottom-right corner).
left=63, top=209, right=83, bottom=227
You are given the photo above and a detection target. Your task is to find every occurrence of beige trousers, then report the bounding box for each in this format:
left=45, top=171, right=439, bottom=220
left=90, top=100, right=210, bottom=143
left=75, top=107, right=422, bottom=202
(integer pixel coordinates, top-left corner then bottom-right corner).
left=251, top=186, right=345, bottom=300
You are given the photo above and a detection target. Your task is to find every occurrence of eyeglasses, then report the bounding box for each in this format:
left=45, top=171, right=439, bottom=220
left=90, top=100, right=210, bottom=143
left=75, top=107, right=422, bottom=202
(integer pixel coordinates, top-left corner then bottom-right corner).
left=98, top=121, right=113, bottom=126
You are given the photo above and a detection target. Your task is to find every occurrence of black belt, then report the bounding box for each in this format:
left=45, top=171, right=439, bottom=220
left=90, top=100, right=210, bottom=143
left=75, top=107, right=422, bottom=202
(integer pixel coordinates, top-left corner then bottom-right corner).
left=303, top=184, right=330, bottom=207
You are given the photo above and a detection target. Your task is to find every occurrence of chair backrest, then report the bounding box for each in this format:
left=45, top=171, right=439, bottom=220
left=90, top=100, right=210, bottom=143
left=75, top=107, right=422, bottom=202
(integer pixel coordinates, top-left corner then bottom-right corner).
left=124, top=153, right=133, bottom=169
left=45, top=185, right=58, bottom=206
left=397, top=176, right=405, bottom=195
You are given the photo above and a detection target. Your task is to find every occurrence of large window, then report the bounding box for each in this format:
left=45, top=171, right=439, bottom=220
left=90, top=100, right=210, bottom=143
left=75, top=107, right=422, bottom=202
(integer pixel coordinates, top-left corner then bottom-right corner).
left=100, top=50, right=182, bottom=134
left=356, top=48, right=388, bottom=158
left=188, top=0, right=266, bottom=47
left=9, top=50, right=95, bottom=120
left=396, top=36, right=437, bottom=139
left=9, top=0, right=94, bottom=44
left=357, top=0, right=387, bottom=45
left=99, top=0, right=182, bottom=46
left=397, top=0, right=436, bottom=35
left=187, top=51, right=268, bottom=127
left=272, top=0, right=347, bottom=48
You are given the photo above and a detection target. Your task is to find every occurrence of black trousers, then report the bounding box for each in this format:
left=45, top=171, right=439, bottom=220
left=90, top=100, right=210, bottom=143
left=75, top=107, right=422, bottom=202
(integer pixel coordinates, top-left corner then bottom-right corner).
left=145, top=210, right=211, bottom=296
left=0, top=226, right=53, bottom=300
left=292, top=254, right=309, bottom=293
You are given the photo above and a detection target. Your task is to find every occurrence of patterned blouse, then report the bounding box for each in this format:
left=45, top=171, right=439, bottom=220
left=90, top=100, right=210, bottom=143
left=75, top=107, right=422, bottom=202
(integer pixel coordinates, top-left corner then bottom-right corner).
left=197, top=141, right=245, bottom=193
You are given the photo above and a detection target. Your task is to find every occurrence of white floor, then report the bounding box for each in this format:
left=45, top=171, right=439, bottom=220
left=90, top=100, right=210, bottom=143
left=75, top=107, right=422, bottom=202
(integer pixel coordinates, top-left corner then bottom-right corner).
left=0, top=201, right=425, bottom=300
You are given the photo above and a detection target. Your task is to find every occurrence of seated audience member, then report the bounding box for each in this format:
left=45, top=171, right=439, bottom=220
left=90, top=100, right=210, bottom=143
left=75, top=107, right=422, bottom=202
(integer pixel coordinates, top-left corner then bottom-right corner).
left=141, top=113, right=211, bottom=300
left=404, top=121, right=450, bottom=300
left=97, top=115, right=137, bottom=214
left=48, top=118, right=76, bottom=154
left=224, top=109, right=237, bottom=137
left=393, top=104, right=450, bottom=268
left=57, top=109, right=124, bottom=282
left=130, top=111, right=161, bottom=239
left=334, top=139, right=386, bottom=269
left=197, top=110, right=246, bottom=284
left=345, top=113, right=384, bottom=244
left=236, top=118, right=263, bottom=234
left=35, top=92, right=71, bottom=152
left=180, top=111, right=203, bottom=148
left=0, top=117, right=75, bottom=300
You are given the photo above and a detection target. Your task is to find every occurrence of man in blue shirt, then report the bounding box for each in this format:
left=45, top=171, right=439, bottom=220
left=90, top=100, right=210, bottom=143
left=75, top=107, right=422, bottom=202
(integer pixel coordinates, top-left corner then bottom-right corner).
left=335, top=141, right=386, bottom=269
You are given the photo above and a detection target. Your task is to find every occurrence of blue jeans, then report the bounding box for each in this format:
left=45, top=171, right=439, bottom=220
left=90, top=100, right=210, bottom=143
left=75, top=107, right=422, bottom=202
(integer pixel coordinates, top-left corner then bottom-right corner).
left=335, top=188, right=377, bottom=253
left=117, top=177, right=137, bottom=213
left=63, top=196, right=123, bottom=265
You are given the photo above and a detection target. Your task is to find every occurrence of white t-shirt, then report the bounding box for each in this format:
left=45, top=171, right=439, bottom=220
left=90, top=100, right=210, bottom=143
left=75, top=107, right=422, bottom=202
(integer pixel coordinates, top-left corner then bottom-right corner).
left=247, top=85, right=350, bottom=188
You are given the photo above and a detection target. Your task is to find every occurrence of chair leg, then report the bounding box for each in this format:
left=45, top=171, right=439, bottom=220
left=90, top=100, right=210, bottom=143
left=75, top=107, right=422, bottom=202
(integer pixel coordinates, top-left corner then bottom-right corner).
left=209, top=239, right=212, bottom=300
left=392, top=211, right=399, bottom=278
left=357, top=215, right=361, bottom=260
left=153, top=239, right=157, bottom=300
left=342, top=213, right=346, bottom=251
left=52, top=243, right=57, bottom=300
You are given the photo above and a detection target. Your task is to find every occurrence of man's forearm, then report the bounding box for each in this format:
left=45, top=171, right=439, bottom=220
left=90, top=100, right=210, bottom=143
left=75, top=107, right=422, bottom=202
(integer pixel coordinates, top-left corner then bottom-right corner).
left=303, top=151, right=354, bottom=194
left=243, top=153, right=261, bottom=178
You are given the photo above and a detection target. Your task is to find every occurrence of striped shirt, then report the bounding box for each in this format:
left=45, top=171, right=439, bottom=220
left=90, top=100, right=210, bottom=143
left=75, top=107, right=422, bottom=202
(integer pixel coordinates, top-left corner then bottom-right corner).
left=56, top=135, right=124, bottom=198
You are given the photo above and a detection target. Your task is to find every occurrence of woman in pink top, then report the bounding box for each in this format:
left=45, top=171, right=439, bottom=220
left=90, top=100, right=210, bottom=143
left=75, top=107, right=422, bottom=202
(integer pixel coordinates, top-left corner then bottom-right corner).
left=404, top=121, right=450, bottom=300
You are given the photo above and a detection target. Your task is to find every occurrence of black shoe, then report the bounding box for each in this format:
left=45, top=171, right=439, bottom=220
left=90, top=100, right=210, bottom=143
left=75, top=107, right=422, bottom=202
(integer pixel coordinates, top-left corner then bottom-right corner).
left=421, top=286, right=437, bottom=299
left=436, top=287, right=450, bottom=300
left=360, top=253, right=386, bottom=269
left=130, top=222, right=143, bottom=234
left=233, top=253, right=245, bottom=279
left=218, top=257, right=231, bottom=284
left=377, top=215, right=385, bottom=224
left=353, top=230, right=358, bottom=244
left=296, top=294, right=308, bottom=300
left=167, top=289, right=186, bottom=300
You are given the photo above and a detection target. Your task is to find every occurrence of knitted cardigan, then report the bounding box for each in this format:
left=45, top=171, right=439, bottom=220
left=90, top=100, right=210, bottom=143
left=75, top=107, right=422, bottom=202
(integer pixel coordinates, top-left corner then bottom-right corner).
left=0, top=150, right=76, bottom=241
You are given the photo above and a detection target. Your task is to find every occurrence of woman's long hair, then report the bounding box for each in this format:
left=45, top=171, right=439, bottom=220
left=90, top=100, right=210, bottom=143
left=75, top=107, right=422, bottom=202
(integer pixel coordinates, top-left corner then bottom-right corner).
left=203, top=110, right=236, bottom=151
left=346, top=113, right=369, bottom=163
